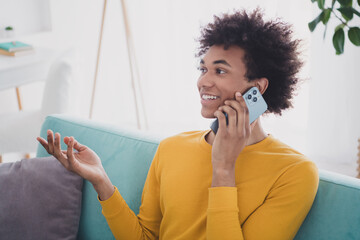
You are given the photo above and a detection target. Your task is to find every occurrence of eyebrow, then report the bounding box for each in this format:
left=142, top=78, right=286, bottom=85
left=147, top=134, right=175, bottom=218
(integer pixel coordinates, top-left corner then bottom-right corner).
left=200, top=59, right=232, bottom=67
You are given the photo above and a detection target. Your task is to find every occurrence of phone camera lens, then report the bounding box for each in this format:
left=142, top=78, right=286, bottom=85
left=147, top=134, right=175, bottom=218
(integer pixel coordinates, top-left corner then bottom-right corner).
left=247, top=94, right=252, bottom=99
left=253, top=97, right=257, bottom=102
left=253, top=90, right=257, bottom=95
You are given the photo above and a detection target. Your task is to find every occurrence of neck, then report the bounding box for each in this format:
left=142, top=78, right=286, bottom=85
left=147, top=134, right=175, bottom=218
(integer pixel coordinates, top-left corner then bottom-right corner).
left=205, top=119, right=267, bottom=146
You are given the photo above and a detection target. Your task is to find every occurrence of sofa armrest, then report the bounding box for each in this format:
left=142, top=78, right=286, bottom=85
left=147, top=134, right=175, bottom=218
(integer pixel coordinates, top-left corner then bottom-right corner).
left=295, top=169, right=360, bottom=239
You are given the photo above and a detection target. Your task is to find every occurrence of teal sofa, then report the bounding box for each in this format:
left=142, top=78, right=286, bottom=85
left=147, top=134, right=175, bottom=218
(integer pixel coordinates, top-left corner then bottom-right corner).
left=37, top=114, right=360, bottom=240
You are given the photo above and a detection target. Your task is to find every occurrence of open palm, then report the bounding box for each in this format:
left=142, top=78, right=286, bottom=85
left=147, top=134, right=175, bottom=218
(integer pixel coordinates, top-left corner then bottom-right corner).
left=37, top=130, right=106, bottom=184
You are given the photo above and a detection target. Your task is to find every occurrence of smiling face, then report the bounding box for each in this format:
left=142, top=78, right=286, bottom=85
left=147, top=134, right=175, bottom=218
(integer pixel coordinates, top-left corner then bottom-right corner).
left=197, top=45, right=253, bottom=118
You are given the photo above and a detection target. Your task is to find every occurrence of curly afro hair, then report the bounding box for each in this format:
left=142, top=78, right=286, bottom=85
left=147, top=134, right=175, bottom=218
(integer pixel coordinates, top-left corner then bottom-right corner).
left=197, top=9, right=303, bottom=115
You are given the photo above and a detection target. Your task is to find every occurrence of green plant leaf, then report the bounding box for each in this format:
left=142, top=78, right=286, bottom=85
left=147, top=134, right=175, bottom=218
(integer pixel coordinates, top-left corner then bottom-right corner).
left=337, top=0, right=352, bottom=7
left=311, top=0, right=317, bottom=3
left=352, top=7, right=360, bottom=16
left=308, top=12, right=324, bottom=32
left=358, top=0, right=360, bottom=6
left=322, top=8, right=332, bottom=24
left=348, top=27, right=360, bottom=46
left=332, top=0, right=337, bottom=7
left=318, top=0, right=325, bottom=9
left=338, top=7, right=354, bottom=20
left=333, top=28, right=345, bottom=54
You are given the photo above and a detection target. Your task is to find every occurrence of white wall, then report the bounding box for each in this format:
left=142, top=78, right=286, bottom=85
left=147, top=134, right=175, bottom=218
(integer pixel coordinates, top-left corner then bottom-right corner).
left=307, top=13, right=360, bottom=169
left=0, top=0, right=102, bottom=115
left=0, top=0, right=51, bottom=38
left=1, top=0, right=359, bottom=176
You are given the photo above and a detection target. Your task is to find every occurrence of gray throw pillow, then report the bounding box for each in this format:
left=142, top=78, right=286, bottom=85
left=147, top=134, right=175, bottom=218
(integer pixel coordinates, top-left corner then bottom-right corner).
left=0, top=156, right=83, bottom=240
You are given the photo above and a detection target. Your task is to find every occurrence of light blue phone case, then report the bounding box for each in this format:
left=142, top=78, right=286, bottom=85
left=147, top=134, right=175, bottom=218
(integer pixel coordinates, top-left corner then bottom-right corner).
left=243, top=86, right=268, bottom=124
left=210, top=86, right=267, bottom=134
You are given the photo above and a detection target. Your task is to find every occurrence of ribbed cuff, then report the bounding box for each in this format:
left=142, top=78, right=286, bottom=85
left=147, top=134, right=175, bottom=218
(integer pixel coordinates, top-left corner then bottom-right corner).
left=98, top=186, right=126, bottom=217
left=208, top=187, right=238, bottom=212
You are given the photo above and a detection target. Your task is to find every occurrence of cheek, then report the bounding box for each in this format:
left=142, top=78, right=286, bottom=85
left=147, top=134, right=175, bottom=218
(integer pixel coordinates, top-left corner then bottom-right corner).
left=196, top=77, right=201, bottom=90
left=220, top=79, right=248, bottom=98
left=220, top=85, right=239, bottom=100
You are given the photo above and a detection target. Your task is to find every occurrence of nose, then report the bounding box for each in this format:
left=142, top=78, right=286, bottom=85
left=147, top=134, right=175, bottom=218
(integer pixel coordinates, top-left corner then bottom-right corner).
left=197, top=72, right=215, bottom=90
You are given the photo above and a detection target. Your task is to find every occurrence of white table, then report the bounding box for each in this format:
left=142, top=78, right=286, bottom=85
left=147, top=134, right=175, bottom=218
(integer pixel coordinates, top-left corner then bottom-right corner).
left=0, top=48, right=57, bottom=109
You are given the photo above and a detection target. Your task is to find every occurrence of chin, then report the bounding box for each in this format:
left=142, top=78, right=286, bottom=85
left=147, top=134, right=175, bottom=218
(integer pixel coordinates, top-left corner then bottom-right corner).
left=201, top=109, right=216, bottom=119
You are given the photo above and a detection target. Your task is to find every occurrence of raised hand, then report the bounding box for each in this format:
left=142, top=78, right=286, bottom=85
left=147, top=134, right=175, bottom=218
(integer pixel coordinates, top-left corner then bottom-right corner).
left=37, top=130, right=114, bottom=200
left=211, top=92, right=256, bottom=187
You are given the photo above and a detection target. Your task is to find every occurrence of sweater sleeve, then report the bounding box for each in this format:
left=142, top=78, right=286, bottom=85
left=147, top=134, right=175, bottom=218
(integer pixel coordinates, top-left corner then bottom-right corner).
left=98, top=149, right=162, bottom=240
left=206, top=161, right=319, bottom=240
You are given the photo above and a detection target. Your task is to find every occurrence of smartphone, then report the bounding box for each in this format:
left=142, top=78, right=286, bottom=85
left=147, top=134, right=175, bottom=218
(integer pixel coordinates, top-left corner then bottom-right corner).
left=210, top=86, right=268, bottom=134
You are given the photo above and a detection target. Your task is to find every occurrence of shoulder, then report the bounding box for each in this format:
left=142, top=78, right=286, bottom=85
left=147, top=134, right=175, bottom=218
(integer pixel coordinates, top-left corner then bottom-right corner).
left=153, top=130, right=208, bottom=168
left=158, top=130, right=207, bottom=149
left=258, top=135, right=319, bottom=184
left=287, top=160, right=319, bottom=182
left=264, top=135, right=314, bottom=165
left=275, top=159, right=319, bottom=197
left=266, top=135, right=305, bottom=156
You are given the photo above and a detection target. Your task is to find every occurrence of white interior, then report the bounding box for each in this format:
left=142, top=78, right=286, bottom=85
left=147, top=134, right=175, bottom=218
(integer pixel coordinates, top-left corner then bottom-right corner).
left=0, top=0, right=359, bottom=177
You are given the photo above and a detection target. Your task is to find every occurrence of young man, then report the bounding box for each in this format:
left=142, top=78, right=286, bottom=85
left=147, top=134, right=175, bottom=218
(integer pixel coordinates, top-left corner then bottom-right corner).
left=38, top=9, right=318, bottom=240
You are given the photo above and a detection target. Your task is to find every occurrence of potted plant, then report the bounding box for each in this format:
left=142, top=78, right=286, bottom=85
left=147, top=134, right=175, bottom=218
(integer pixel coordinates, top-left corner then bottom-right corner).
left=5, top=26, right=15, bottom=38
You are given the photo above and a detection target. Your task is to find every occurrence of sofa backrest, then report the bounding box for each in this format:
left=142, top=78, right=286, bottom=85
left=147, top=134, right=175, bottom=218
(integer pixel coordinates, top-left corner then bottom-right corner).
left=37, top=114, right=360, bottom=240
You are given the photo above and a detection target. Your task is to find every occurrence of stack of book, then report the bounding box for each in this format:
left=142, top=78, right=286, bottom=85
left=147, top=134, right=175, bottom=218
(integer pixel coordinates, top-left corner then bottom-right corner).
left=0, top=41, right=35, bottom=57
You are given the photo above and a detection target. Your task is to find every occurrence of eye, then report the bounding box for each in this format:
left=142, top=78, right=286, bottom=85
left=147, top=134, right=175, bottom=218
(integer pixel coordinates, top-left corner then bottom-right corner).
left=216, top=68, right=226, bottom=74
left=197, top=66, right=207, bottom=74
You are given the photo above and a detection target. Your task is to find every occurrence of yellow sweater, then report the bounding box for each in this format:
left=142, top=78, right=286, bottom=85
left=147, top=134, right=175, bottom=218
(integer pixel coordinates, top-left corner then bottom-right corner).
left=99, top=131, right=319, bottom=240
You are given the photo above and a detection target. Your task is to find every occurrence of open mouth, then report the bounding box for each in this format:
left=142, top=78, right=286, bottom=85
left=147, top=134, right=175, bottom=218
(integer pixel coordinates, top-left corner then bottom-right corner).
left=201, top=94, right=219, bottom=100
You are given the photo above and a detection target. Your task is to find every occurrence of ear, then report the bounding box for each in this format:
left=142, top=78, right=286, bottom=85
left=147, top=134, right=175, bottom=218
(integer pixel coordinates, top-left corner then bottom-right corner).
left=255, top=77, right=269, bottom=95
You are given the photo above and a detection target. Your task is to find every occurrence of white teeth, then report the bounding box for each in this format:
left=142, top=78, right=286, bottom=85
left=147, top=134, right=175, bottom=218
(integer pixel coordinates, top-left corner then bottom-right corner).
left=202, top=95, right=218, bottom=100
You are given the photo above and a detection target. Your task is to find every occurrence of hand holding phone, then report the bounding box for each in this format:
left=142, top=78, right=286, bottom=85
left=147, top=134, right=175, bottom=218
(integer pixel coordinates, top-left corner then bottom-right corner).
left=210, top=86, right=267, bottom=134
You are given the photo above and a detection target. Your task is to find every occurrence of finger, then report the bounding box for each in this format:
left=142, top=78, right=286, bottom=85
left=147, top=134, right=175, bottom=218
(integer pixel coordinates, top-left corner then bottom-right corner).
left=53, top=132, right=62, bottom=157
left=36, top=137, right=49, bottom=152
left=250, top=118, right=258, bottom=131
left=72, top=138, right=87, bottom=152
left=218, top=105, right=237, bottom=131
left=47, top=130, right=54, bottom=154
left=66, top=137, right=77, bottom=169
left=235, top=92, right=249, bottom=125
left=63, top=136, right=70, bottom=144
left=224, top=98, right=244, bottom=126
left=235, top=92, right=250, bottom=135
left=214, top=110, right=227, bottom=134
left=53, top=132, right=69, bottom=164
left=64, top=136, right=87, bottom=152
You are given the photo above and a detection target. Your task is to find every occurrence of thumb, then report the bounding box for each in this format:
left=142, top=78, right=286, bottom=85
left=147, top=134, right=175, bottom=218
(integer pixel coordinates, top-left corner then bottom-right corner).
left=64, top=136, right=87, bottom=152
left=72, top=137, right=87, bottom=152
left=64, top=136, right=70, bottom=144
left=250, top=118, right=259, bottom=131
